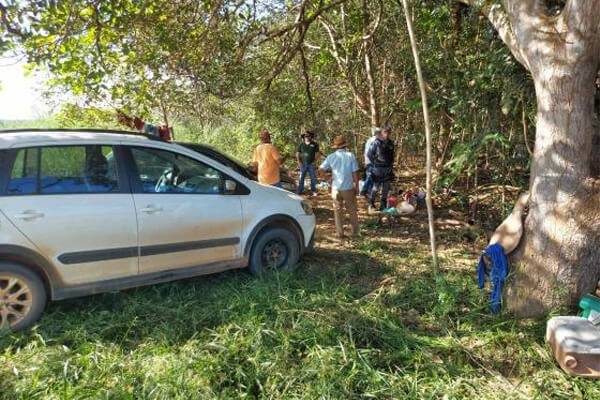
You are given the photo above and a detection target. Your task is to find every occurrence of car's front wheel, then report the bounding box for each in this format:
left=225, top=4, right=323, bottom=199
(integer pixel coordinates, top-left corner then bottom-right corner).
left=248, top=227, right=300, bottom=276
left=0, top=262, right=47, bottom=332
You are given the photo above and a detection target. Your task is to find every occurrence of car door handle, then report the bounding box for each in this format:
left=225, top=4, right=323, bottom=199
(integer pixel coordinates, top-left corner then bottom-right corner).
left=14, top=210, right=45, bottom=220
left=140, top=205, right=163, bottom=214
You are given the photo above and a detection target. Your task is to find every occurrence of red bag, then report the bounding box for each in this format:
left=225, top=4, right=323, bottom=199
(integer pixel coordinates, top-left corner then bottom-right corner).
left=387, top=195, right=399, bottom=207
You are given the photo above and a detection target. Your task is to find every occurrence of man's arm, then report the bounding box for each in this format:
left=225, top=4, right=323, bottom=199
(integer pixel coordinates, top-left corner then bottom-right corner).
left=272, top=146, right=283, bottom=167
left=352, top=171, right=359, bottom=195
left=351, top=155, right=360, bottom=195
left=319, top=156, right=330, bottom=171
left=296, top=151, right=302, bottom=167
left=250, top=148, right=259, bottom=169
left=367, top=141, right=376, bottom=164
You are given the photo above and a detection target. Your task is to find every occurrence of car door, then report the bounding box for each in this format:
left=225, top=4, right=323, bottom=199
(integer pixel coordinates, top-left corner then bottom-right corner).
left=0, top=144, right=139, bottom=286
left=126, top=145, right=243, bottom=274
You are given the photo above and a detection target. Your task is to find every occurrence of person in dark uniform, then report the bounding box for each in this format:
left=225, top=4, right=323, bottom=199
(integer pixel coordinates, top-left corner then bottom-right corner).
left=296, top=130, right=320, bottom=195
left=367, top=126, right=395, bottom=211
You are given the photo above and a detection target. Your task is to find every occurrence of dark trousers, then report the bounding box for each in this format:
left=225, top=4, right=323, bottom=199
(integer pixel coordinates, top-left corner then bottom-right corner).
left=298, top=163, right=317, bottom=193
left=369, top=180, right=391, bottom=210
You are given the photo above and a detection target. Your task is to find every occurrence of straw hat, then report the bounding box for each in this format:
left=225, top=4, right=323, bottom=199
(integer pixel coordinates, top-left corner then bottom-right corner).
left=332, top=135, right=347, bottom=149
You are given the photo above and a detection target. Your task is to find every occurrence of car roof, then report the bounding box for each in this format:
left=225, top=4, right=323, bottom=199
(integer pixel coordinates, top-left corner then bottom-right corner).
left=176, top=142, right=215, bottom=151
left=0, top=128, right=167, bottom=149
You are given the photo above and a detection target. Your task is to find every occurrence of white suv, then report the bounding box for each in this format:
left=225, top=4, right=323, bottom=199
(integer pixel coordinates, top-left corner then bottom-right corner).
left=0, top=129, right=315, bottom=331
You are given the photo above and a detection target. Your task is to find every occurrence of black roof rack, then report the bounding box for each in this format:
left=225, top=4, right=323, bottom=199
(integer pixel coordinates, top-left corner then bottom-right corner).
left=0, top=128, right=168, bottom=142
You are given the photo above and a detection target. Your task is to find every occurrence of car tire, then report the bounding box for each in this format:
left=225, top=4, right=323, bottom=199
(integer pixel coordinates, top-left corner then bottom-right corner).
left=0, top=262, right=47, bottom=333
left=248, top=227, right=301, bottom=276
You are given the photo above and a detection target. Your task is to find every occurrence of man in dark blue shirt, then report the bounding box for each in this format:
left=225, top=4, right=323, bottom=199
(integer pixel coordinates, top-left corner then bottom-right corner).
left=367, top=126, right=395, bottom=211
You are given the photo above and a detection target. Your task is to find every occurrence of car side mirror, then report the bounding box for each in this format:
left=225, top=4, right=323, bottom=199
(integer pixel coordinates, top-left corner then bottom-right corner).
left=224, top=179, right=237, bottom=194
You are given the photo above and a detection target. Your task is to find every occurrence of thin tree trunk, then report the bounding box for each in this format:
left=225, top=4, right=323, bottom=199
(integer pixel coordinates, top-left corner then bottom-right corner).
left=401, top=0, right=438, bottom=269
left=299, top=47, right=317, bottom=126
left=362, top=0, right=380, bottom=127
left=364, top=44, right=380, bottom=127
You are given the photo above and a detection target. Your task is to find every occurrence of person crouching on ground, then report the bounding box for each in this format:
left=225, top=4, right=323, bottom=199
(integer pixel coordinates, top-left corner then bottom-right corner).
left=296, top=130, right=320, bottom=196
left=367, top=126, right=395, bottom=212
left=252, top=129, right=283, bottom=187
left=359, top=127, right=381, bottom=198
left=319, top=135, right=360, bottom=239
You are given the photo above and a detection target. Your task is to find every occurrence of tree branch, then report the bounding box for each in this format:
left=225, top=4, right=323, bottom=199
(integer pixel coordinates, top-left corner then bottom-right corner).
left=456, top=0, right=530, bottom=70
left=260, top=0, right=349, bottom=43
left=561, top=0, right=600, bottom=41
left=0, top=1, right=25, bottom=37
left=319, top=16, right=370, bottom=113
left=298, top=46, right=316, bottom=124
left=360, top=0, right=383, bottom=41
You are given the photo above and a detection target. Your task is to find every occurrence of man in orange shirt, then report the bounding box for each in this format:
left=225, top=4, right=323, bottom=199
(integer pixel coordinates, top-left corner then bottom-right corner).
left=251, top=129, right=283, bottom=187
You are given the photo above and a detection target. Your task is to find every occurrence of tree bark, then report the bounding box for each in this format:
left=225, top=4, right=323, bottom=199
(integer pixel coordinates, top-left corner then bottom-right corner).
left=458, top=0, right=600, bottom=315
left=364, top=42, right=380, bottom=127
left=401, top=0, right=438, bottom=270
left=507, top=64, right=600, bottom=316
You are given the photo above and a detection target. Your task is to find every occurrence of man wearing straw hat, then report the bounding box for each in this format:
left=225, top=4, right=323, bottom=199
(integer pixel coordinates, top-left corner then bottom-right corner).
left=319, top=135, right=360, bottom=238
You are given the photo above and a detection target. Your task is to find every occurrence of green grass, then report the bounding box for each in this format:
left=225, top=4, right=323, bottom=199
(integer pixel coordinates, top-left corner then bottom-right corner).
left=0, top=232, right=597, bottom=399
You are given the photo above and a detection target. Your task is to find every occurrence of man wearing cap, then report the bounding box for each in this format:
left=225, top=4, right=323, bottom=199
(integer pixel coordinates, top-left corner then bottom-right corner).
left=252, top=129, right=283, bottom=187
left=359, top=127, right=381, bottom=198
left=296, top=130, right=320, bottom=196
left=319, top=135, right=360, bottom=238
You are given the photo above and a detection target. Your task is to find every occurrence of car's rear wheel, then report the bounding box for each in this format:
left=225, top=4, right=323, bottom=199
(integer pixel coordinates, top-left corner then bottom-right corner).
left=248, top=227, right=300, bottom=276
left=0, top=263, right=47, bottom=332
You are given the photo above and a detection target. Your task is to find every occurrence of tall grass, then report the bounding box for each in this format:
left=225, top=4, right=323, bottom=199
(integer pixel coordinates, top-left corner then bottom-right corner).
left=0, top=231, right=594, bottom=399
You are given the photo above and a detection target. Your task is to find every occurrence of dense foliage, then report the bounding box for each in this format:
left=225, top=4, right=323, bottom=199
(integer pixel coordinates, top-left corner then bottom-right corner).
left=1, top=0, right=536, bottom=189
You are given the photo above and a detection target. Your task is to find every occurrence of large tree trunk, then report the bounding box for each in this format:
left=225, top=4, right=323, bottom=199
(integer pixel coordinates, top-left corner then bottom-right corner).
left=456, top=0, right=600, bottom=316
left=506, top=62, right=600, bottom=316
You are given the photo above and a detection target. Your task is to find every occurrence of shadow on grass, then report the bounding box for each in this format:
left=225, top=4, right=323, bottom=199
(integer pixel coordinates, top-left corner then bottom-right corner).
left=0, top=232, right=558, bottom=399
left=0, top=245, right=391, bottom=351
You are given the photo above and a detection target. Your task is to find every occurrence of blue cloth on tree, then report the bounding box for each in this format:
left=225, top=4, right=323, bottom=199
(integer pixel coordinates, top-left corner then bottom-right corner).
left=477, top=243, right=508, bottom=313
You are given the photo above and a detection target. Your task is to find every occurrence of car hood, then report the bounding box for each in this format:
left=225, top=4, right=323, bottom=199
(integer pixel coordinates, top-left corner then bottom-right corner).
left=253, top=181, right=303, bottom=201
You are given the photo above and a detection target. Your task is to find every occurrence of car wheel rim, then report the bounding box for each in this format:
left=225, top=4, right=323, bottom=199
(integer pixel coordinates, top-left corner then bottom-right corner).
left=261, top=239, right=289, bottom=268
left=0, top=276, right=33, bottom=329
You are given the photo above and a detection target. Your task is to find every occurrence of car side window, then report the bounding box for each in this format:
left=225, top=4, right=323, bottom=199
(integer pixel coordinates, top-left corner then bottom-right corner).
left=40, top=146, right=118, bottom=193
left=8, top=148, right=39, bottom=194
left=131, top=147, right=224, bottom=194
left=7, top=146, right=119, bottom=195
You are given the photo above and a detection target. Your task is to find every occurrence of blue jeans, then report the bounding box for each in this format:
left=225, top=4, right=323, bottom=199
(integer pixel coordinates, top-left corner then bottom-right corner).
left=360, top=165, right=373, bottom=196
left=298, top=163, right=317, bottom=194
left=369, top=180, right=391, bottom=210
left=272, top=182, right=282, bottom=188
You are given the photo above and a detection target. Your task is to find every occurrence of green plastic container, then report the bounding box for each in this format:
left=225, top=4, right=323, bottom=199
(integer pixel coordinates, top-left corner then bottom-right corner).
left=579, top=294, right=600, bottom=325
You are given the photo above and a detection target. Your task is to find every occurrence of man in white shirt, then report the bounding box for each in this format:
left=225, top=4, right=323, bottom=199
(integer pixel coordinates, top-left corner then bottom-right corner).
left=319, top=135, right=360, bottom=238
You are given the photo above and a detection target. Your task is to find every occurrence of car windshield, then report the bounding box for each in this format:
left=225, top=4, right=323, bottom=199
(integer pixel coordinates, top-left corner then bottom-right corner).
left=176, top=142, right=251, bottom=179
